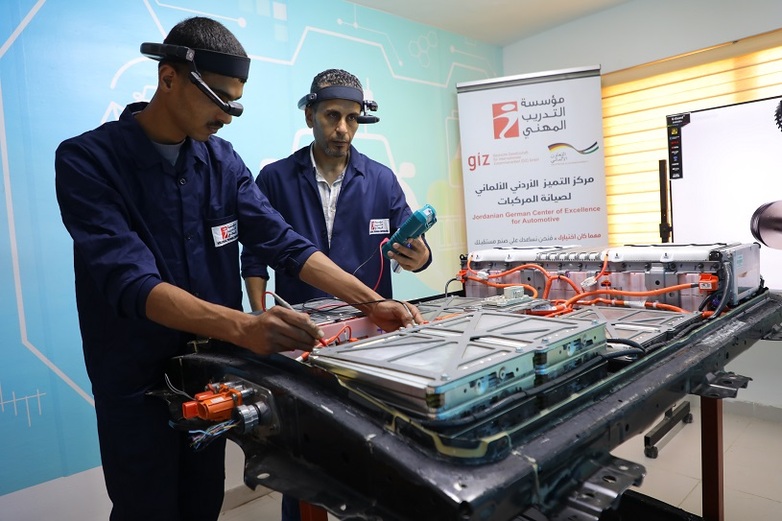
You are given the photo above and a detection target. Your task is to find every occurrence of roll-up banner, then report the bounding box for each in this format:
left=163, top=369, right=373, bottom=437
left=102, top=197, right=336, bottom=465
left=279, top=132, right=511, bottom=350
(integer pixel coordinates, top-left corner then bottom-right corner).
left=456, top=66, right=608, bottom=250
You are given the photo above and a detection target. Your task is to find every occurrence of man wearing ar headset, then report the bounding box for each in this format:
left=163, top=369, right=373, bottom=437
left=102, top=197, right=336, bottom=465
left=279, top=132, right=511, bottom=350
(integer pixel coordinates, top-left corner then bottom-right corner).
left=55, top=19, right=422, bottom=521
left=241, top=69, right=432, bottom=521
left=242, top=69, right=432, bottom=315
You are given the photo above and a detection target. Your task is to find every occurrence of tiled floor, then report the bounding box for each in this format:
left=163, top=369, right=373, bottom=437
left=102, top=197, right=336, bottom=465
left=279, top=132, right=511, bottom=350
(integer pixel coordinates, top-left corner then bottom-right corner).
left=220, top=491, right=338, bottom=521
left=221, top=402, right=782, bottom=520
left=612, top=401, right=782, bottom=520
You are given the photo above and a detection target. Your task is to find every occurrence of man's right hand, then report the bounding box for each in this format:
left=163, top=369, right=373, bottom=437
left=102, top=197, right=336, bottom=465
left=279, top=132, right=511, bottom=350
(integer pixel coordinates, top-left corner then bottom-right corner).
left=145, top=282, right=324, bottom=357
left=237, top=306, right=325, bottom=356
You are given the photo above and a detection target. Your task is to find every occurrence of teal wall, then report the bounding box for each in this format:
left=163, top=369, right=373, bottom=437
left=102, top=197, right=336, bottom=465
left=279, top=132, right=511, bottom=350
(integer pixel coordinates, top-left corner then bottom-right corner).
left=0, top=0, right=500, bottom=495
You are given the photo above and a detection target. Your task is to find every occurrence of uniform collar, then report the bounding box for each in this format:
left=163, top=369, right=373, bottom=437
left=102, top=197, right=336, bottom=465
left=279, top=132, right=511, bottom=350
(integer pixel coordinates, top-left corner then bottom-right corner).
left=294, top=143, right=366, bottom=181
left=308, top=143, right=347, bottom=182
left=119, top=102, right=208, bottom=170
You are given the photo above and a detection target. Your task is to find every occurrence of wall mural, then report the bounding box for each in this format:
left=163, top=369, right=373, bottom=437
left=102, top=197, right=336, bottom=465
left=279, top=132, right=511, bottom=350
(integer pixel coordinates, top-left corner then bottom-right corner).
left=0, top=0, right=500, bottom=494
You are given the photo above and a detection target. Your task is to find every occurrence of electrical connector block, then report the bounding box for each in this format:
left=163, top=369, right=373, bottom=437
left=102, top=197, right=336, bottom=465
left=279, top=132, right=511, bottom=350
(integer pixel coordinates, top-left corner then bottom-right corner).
left=580, top=276, right=598, bottom=290
left=483, top=292, right=532, bottom=307
left=504, top=286, right=528, bottom=300
left=182, top=382, right=254, bottom=421
left=698, top=273, right=720, bottom=292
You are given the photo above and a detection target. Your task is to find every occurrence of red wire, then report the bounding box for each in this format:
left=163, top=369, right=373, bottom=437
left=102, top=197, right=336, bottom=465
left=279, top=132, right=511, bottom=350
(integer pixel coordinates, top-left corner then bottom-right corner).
left=372, top=238, right=390, bottom=291
left=262, top=291, right=328, bottom=347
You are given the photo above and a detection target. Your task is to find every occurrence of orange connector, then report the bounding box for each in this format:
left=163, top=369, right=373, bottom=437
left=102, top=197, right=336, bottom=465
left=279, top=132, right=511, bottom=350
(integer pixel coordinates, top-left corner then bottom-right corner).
left=698, top=274, right=720, bottom=292
left=182, top=384, right=245, bottom=421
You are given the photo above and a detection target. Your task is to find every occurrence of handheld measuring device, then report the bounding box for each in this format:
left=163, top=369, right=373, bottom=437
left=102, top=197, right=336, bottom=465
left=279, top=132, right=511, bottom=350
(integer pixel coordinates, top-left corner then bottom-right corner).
left=382, top=204, right=437, bottom=260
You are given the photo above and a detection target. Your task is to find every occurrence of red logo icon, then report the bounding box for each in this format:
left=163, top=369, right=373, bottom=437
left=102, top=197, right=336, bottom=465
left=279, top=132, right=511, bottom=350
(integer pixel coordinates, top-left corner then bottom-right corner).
left=492, top=101, right=520, bottom=139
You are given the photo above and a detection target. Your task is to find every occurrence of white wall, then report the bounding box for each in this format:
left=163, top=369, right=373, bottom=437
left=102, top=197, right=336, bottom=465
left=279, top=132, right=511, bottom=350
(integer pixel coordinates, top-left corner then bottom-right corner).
left=503, top=0, right=782, bottom=411
left=503, top=0, right=782, bottom=76
left=726, top=340, right=782, bottom=410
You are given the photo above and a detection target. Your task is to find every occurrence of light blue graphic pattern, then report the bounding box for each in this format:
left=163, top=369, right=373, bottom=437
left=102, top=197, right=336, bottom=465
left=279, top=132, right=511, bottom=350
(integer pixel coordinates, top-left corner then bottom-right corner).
left=0, top=0, right=500, bottom=495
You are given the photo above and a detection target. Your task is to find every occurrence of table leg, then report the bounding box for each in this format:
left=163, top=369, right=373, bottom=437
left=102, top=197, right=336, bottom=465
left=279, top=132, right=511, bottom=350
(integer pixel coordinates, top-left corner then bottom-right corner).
left=700, top=396, right=724, bottom=521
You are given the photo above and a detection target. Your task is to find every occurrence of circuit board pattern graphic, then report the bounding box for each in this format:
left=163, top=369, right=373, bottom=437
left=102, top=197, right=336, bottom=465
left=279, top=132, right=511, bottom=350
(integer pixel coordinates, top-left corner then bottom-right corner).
left=0, top=0, right=501, bottom=495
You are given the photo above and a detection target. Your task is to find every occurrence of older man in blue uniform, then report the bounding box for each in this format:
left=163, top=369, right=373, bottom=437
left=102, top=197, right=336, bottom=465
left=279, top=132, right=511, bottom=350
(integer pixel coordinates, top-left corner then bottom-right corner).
left=242, top=69, right=432, bottom=311
left=241, top=68, right=432, bottom=521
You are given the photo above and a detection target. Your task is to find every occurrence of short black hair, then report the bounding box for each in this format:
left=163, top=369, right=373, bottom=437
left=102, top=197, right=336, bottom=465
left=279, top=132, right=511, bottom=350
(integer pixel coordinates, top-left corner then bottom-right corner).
left=310, top=69, right=362, bottom=93
left=165, top=16, right=247, bottom=57
left=161, top=17, right=248, bottom=81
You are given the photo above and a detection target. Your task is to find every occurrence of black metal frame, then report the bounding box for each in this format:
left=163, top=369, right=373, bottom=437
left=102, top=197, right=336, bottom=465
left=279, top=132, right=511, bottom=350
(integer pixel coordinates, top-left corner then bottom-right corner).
left=643, top=401, right=693, bottom=459
left=162, top=291, right=782, bottom=521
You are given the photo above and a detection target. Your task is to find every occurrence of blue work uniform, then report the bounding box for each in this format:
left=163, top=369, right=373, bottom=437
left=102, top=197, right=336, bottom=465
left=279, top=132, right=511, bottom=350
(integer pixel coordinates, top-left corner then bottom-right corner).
left=55, top=102, right=318, bottom=521
left=241, top=145, right=431, bottom=304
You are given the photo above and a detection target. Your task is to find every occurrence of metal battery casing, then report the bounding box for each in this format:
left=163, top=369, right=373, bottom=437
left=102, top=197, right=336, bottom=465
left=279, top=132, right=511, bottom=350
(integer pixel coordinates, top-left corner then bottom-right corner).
left=309, top=310, right=606, bottom=419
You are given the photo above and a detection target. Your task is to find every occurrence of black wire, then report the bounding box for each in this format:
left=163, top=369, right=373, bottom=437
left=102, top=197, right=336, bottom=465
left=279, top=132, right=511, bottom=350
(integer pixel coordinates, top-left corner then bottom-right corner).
left=300, top=297, right=374, bottom=314
left=165, top=373, right=194, bottom=400
left=416, top=356, right=606, bottom=429
left=443, top=278, right=461, bottom=297
left=600, top=348, right=645, bottom=359
left=697, top=290, right=712, bottom=311
left=300, top=298, right=409, bottom=317
left=417, top=337, right=654, bottom=430
left=606, top=337, right=647, bottom=353
left=299, top=296, right=351, bottom=315
left=352, top=241, right=384, bottom=279
left=643, top=310, right=708, bottom=353
left=708, top=261, right=732, bottom=319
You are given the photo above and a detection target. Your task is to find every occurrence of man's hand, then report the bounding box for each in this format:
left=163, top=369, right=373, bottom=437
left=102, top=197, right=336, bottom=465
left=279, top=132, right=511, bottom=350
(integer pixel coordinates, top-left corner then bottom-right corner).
left=385, top=236, right=430, bottom=271
left=299, top=251, right=425, bottom=333
left=237, top=306, right=324, bottom=355
left=360, top=299, right=424, bottom=332
left=144, top=283, right=324, bottom=357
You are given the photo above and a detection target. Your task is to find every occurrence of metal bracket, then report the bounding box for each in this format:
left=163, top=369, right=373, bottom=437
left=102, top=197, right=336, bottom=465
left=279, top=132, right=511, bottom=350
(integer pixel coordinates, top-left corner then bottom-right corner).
left=643, top=401, right=693, bottom=459
left=762, top=323, right=782, bottom=340
left=549, top=457, right=646, bottom=521
left=692, top=371, right=752, bottom=399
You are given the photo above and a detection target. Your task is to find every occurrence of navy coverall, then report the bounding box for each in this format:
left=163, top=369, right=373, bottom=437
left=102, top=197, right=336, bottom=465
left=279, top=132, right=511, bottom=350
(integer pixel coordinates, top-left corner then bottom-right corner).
left=55, top=102, right=318, bottom=521
left=241, top=145, right=431, bottom=304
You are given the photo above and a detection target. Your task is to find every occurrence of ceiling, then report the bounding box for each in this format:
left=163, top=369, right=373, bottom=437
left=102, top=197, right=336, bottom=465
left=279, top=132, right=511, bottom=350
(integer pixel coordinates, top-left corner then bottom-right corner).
left=349, top=0, right=633, bottom=47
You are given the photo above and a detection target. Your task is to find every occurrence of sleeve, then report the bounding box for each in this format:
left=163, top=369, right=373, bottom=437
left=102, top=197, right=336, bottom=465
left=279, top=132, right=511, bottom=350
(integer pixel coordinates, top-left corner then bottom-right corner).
left=54, top=139, right=163, bottom=319
left=239, top=169, right=270, bottom=280
left=235, top=158, right=319, bottom=279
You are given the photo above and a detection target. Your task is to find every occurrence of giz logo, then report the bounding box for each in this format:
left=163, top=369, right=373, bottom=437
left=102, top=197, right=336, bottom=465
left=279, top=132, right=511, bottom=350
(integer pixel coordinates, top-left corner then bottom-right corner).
left=492, top=101, right=520, bottom=139
left=467, top=153, right=490, bottom=171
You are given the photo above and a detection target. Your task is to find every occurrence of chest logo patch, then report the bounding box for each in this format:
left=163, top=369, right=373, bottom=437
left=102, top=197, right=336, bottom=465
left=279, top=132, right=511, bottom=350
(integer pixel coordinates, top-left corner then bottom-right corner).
left=212, top=220, right=239, bottom=247
left=369, top=218, right=390, bottom=235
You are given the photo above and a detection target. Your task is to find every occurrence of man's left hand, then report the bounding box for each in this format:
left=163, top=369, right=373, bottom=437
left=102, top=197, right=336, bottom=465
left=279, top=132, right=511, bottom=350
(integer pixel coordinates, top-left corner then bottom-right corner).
left=386, top=236, right=429, bottom=271
left=362, top=299, right=424, bottom=332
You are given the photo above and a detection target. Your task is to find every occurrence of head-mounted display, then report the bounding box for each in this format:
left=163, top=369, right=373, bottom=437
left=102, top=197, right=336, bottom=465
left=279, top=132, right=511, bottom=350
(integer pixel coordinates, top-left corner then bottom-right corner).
left=140, top=42, right=248, bottom=117
left=297, top=85, right=379, bottom=124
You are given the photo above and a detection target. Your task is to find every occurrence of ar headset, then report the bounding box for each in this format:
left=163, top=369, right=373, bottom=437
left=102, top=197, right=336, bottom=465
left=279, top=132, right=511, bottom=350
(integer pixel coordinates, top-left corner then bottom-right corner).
left=140, top=42, right=249, bottom=117
left=297, top=85, right=380, bottom=124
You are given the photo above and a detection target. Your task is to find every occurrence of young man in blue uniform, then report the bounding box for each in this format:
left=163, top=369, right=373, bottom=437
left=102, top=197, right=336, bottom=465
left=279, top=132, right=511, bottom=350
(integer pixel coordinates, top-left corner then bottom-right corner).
left=242, top=69, right=432, bottom=312
left=55, top=19, right=421, bottom=521
left=241, top=69, right=432, bottom=521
